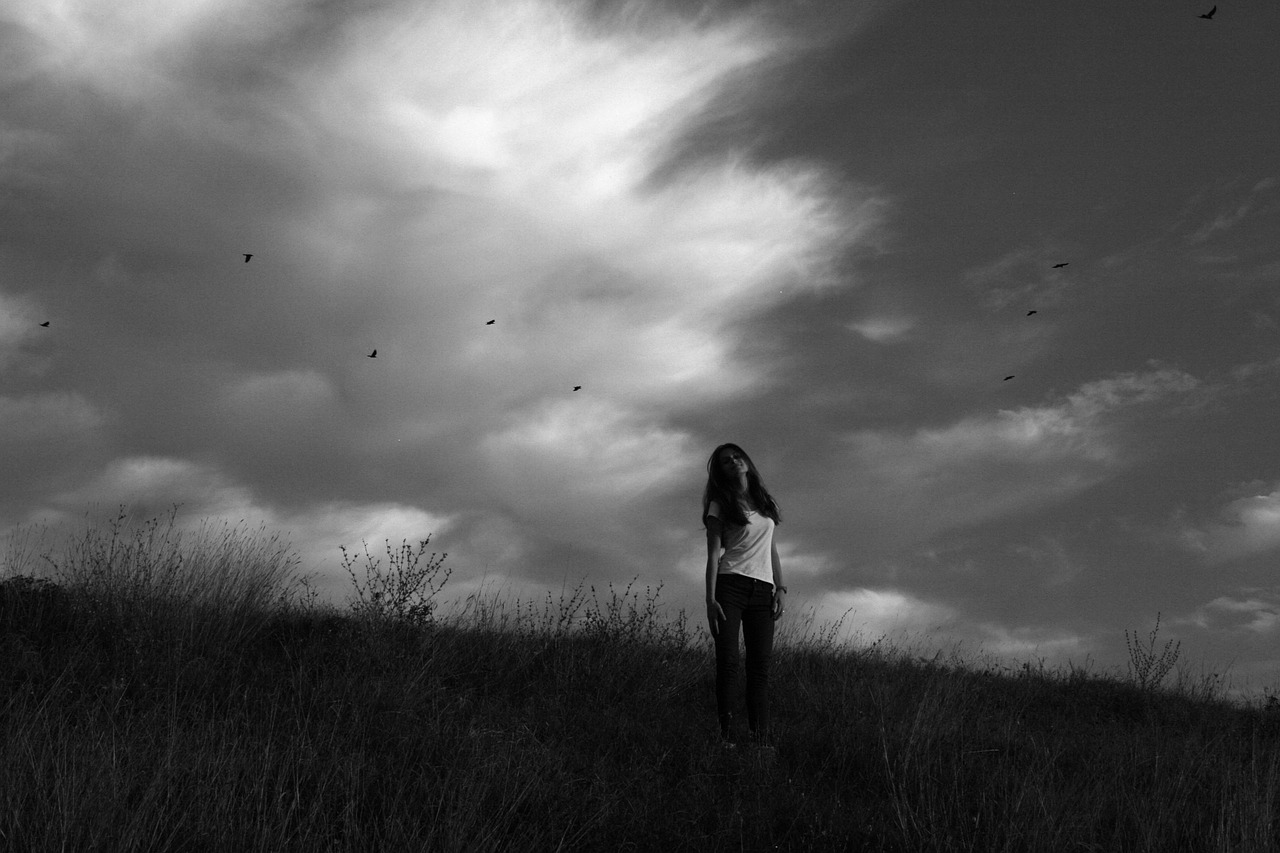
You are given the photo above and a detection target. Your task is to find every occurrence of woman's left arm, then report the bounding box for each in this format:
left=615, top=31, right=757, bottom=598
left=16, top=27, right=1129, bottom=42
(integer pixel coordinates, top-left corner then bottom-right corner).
left=771, top=540, right=786, bottom=620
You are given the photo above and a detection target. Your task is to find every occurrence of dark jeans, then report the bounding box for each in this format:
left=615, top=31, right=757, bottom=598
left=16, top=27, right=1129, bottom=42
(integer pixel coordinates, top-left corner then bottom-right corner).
left=713, top=572, right=775, bottom=741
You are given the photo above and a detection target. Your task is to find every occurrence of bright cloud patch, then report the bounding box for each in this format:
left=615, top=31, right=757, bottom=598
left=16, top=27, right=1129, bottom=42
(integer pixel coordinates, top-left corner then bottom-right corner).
left=1176, top=485, right=1280, bottom=564
left=972, top=622, right=1090, bottom=660
left=44, top=456, right=257, bottom=524
left=1182, top=594, right=1280, bottom=635
left=26, top=453, right=453, bottom=602
left=481, top=398, right=696, bottom=530
left=772, top=542, right=831, bottom=581
left=290, top=2, right=864, bottom=412
left=804, top=587, right=959, bottom=649
left=847, top=315, right=915, bottom=343
left=803, top=586, right=1091, bottom=670
left=275, top=501, right=455, bottom=601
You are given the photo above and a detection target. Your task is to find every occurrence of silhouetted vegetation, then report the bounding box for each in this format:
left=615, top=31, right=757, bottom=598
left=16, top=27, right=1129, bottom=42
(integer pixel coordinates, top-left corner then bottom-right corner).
left=3, top=510, right=1279, bottom=851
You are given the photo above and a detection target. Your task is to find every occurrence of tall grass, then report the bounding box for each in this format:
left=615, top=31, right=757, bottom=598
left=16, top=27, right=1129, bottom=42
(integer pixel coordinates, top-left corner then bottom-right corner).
left=3, top=510, right=1279, bottom=851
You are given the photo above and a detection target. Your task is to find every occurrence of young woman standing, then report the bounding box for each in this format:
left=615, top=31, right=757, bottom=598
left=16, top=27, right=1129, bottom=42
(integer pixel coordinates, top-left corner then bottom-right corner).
left=702, top=443, right=785, bottom=747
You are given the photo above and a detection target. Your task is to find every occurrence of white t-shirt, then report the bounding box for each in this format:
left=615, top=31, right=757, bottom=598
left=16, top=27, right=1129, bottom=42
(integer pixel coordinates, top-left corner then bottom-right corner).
left=707, top=499, right=775, bottom=585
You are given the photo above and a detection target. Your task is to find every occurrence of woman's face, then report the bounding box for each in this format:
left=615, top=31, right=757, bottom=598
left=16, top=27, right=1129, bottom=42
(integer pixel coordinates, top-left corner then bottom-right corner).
left=716, top=448, right=748, bottom=479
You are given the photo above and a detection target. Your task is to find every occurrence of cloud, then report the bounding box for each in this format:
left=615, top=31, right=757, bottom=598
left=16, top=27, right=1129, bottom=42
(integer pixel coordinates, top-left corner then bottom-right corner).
left=479, top=397, right=697, bottom=547
left=1062, top=368, right=1203, bottom=420
left=0, top=125, right=64, bottom=206
left=963, top=245, right=1076, bottom=311
left=1006, top=535, right=1082, bottom=589
left=820, top=587, right=957, bottom=638
left=798, top=585, right=1088, bottom=665
left=1184, top=175, right=1280, bottom=245
left=846, top=315, right=915, bottom=343
left=1179, top=594, right=1280, bottom=636
left=41, top=456, right=258, bottom=524
left=5, top=0, right=335, bottom=100
left=0, top=291, right=51, bottom=374
left=0, top=391, right=105, bottom=444
left=275, top=501, right=456, bottom=602
left=217, top=369, right=343, bottom=445
left=827, top=367, right=1203, bottom=546
left=18, top=452, right=454, bottom=601
left=771, top=540, right=832, bottom=581
left=0, top=392, right=109, bottom=516
left=1174, top=484, right=1280, bottom=565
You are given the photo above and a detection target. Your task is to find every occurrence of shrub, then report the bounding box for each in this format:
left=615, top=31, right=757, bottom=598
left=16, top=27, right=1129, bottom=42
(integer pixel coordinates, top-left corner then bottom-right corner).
left=341, top=535, right=451, bottom=629
left=1125, top=611, right=1181, bottom=692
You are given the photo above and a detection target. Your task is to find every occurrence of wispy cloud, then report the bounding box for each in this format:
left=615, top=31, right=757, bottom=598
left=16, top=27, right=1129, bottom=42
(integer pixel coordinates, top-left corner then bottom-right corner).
left=0, top=291, right=50, bottom=374
left=963, top=246, right=1077, bottom=312
left=1172, top=483, right=1280, bottom=566
left=827, top=367, right=1203, bottom=547
left=802, top=585, right=1089, bottom=665
left=1178, top=593, right=1280, bottom=637
left=1184, top=176, right=1280, bottom=245
left=846, top=315, right=915, bottom=343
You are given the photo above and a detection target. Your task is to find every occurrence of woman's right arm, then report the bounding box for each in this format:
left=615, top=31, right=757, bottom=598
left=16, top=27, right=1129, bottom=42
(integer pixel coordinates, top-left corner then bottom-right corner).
left=705, top=518, right=725, bottom=637
left=705, top=518, right=722, bottom=599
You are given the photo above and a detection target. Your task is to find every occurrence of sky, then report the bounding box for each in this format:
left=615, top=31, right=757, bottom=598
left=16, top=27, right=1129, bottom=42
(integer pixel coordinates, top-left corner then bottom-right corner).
left=2, top=0, right=1278, bottom=702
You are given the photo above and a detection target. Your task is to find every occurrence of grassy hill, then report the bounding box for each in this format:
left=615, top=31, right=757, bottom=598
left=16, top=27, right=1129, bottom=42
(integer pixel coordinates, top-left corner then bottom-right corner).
left=2, top=511, right=1279, bottom=851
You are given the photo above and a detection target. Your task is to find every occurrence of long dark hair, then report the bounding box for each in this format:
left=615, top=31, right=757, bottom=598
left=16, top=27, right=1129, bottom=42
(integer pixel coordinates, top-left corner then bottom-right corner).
left=701, top=443, right=781, bottom=530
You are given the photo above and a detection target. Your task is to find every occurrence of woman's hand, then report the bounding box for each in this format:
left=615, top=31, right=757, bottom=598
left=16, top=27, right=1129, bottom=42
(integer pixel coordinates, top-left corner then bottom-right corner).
left=707, top=600, right=726, bottom=638
left=773, top=589, right=786, bottom=621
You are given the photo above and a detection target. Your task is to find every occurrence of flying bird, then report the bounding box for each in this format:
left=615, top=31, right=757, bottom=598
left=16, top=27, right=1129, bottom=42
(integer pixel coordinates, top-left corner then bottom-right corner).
left=1199, top=5, right=1215, bottom=18
left=486, top=319, right=495, bottom=325
left=1026, top=310, right=1037, bottom=316
left=243, top=254, right=253, bottom=263
left=1052, top=262, right=1069, bottom=268
left=573, top=385, right=581, bottom=391
left=1004, top=375, right=1015, bottom=381
left=368, top=349, right=377, bottom=358
left=39, top=321, right=50, bottom=327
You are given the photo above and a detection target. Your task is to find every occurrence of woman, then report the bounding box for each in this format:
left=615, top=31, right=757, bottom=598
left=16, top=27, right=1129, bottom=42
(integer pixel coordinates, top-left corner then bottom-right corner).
left=702, top=442, right=785, bottom=748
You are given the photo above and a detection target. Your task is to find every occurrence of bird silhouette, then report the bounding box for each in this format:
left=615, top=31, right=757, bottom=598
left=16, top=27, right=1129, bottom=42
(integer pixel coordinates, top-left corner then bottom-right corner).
left=1199, top=5, right=1215, bottom=18
left=368, top=349, right=377, bottom=358
left=39, top=321, right=50, bottom=327
left=243, top=254, right=253, bottom=263
left=1004, top=375, right=1015, bottom=381
left=486, top=319, right=495, bottom=325
left=573, top=385, right=582, bottom=391
left=1026, top=310, right=1037, bottom=316
left=1052, top=262, right=1068, bottom=268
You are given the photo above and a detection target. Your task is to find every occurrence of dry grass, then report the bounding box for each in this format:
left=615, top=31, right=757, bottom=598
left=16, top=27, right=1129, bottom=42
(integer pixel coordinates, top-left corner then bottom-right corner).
left=2, top=509, right=1279, bottom=851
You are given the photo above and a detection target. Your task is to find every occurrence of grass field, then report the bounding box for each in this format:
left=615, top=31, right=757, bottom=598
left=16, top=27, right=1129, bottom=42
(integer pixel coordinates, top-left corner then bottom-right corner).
left=3, top=510, right=1279, bottom=851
